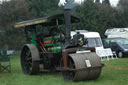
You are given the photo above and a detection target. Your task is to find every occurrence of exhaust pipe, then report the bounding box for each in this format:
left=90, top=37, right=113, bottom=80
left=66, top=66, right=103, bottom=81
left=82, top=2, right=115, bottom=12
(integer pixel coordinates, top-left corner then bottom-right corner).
left=64, top=0, right=74, bottom=48
left=64, top=9, right=71, bottom=48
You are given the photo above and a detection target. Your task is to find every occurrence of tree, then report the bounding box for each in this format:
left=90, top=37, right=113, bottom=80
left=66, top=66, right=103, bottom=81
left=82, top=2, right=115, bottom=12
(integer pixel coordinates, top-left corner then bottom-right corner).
left=96, top=5, right=120, bottom=36
left=117, top=0, right=128, bottom=27
left=75, top=0, right=99, bottom=31
left=27, top=0, right=61, bottom=17
left=0, top=0, right=30, bottom=49
left=74, top=0, right=120, bottom=37
left=95, top=0, right=100, bottom=4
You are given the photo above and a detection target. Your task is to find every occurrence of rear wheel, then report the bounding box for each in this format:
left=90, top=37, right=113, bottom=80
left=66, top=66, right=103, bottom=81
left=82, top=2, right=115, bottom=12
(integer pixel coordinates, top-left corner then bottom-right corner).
left=21, top=44, right=40, bottom=75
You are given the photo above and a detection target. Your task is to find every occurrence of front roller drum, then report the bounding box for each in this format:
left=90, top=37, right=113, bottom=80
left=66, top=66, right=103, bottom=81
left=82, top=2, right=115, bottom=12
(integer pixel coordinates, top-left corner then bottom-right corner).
left=21, top=44, right=40, bottom=75
left=62, top=52, right=103, bottom=81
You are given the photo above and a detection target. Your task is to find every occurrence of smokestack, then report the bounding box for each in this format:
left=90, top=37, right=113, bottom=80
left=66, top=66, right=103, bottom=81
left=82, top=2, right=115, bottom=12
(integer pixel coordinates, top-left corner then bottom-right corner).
left=64, top=0, right=74, bottom=48
left=64, top=9, right=71, bottom=47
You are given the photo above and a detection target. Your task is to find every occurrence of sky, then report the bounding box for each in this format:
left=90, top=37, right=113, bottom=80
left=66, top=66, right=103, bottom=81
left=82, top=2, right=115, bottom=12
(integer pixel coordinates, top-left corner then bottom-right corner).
left=59, top=0, right=119, bottom=6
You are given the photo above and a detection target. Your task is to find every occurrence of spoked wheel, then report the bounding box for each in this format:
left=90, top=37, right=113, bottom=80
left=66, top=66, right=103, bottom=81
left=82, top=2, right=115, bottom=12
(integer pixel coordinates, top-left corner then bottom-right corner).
left=21, top=44, right=40, bottom=75
left=61, top=57, right=75, bottom=81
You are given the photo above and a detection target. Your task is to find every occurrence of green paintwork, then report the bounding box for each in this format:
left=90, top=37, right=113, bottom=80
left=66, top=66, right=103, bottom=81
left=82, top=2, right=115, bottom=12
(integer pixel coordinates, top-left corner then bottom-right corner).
left=31, top=34, right=63, bottom=52
left=31, top=34, right=37, bottom=45
left=55, top=42, right=63, bottom=46
left=53, top=35, right=60, bottom=40
left=44, top=43, right=54, bottom=47
left=48, top=46, right=61, bottom=52
left=43, top=35, right=60, bottom=41
left=43, top=37, right=53, bottom=41
left=43, top=35, right=62, bottom=47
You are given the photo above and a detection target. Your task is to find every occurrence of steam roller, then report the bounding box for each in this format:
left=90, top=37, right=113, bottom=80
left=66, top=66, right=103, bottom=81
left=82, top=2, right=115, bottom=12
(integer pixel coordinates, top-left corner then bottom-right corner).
left=14, top=0, right=104, bottom=82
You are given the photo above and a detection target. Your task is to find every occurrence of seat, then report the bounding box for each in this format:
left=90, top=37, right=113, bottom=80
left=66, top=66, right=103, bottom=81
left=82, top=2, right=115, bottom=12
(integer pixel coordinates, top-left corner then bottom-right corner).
left=0, top=56, right=11, bottom=72
left=105, top=48, right=118, bottom=59
left=95, top=48, right=109, bottom=61
left=104, top=48, right=114, bottom=60
left=0, top=50, right=14, bottom=72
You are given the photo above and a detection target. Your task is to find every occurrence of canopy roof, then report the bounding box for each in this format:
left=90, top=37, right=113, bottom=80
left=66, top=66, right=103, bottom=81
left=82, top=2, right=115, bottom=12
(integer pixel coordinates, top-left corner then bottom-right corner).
left=15, top=13, right=80, bottom=28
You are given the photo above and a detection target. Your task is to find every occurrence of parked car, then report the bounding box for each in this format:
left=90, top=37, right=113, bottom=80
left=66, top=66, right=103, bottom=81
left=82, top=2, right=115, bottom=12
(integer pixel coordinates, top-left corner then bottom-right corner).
left=102, top=38, right=128, bottom=58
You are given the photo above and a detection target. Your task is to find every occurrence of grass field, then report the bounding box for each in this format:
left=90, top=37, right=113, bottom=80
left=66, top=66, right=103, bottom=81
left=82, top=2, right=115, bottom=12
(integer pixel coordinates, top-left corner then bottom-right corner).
left=0, top=53, right=128, bottom=85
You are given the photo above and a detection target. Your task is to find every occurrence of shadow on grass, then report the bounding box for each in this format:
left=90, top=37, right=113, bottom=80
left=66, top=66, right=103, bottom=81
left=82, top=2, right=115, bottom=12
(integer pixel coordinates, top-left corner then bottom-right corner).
left=39, top=71, right=61, bottom=76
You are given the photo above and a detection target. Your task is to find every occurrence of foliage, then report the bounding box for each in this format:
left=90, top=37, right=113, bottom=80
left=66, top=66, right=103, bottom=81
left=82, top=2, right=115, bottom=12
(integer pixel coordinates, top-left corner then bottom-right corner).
left=0, top=0, right=30, bottom=50
left=117, top=0, right=128, bottom=27
left=78, top=0, right=99, bottom=31
left=74, top=0, right=119, bottom=37
left=95, top=0, right=100, bottom=3
left=27, top=0, right=61, bottom=17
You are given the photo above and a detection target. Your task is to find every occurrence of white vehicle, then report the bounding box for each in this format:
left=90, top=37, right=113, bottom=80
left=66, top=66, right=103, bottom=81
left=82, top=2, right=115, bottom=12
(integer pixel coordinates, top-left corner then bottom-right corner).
left=71, top=30, right=103, bottom=49
left=105, top=28, right=128, bottom=38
